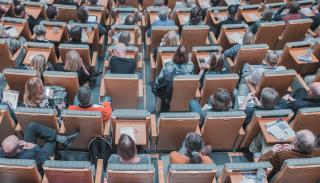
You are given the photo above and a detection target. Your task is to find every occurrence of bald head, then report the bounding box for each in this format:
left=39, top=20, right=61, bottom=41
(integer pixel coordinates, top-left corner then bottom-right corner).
left=309, top=82, right=320, bottom=98
left=294, top=130, right=316, bottom=153
left=1, top=135, right=20, bottom=157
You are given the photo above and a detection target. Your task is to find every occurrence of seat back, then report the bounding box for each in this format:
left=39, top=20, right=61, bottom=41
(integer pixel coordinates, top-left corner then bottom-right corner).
left=170, top=75, right=200, bottom=111
left=168, top=164, right=217, bottom=183
left=41, top=21, right=69, bottom=42
left=271, top=157, right=320, bottom=183
left=233, top=44, right=269, bottom=72
left=0, top=105, right=16, bottom=142
left=24, top=1, right=45, bottom=19
left=290, top=107, right=320, bottom=137
left=62, top=110, right=103, bottom=149
left=23, top=42, right=57, bottom=65
left=255, top=21, right=285, bottom=49
left=157, top=112, right=199, bottom=150
left=0, top=158, right=41, bottom=183
left=111, top=109, right=151, bottom=146
left=3, top=68, right=37, bottom=100
left=43, top=160, right=94, bottom=183
left=200, top=74, right=239, bottom=106
left=15, top=107, right=58, bottom=132
left=59, top=44, right=92, bottom=66
left=202, top=111, right=246, bottom=150
left=191, top=46, right=222, bottom=73
left=69, top=23, right=99, bottom=50
left=107, top=163, right=154, bottom=183
left=43, top=71, right=79, bottom=102
left=181, top=25, right=209, bottom=51
left=111, top=24, right=140, bottom=45
left=240, top=109, right=294, bottom=148
left=53, top=4, right=78, bottom=22
left=151, top=26, right=179, bottom=51
left=0, top=39, right=14, bottom=72
left=255, top=69, right=296, bottom=97
left=218, top=24, right=247, bottom=50
left=103, top=74, right=139, bottom=109
left=219, top=162, right=273, bottom=183
left=275, top=19, right=313, bottom=49
left=1, top=17, right=32, bottom=39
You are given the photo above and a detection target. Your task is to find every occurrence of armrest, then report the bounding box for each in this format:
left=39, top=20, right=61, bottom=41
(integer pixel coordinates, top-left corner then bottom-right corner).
left=209, top=31, right=218, bottom=45
left=140, top=15, right=146, bottom=27
left=225, top=57, right=235, bottom=72
left=42, top=175, right=49, bottom=183
left=11, top=47, right=24, bottom=67
left=138, top=79, right=143, bottom=97
left=91, top=51, right=98, bottom=68
left=100, top=78, right=106, bottom=97
left=145, top=33, right=151, bottom=46
left=94, top=159, right=104, bottom=183
left=245, top=78, right=256, bottom=94
left=150, top=114, right=157, bottom=150
left=307, top=29, right=317, bottom=37
left=103, top=119, right=111, bottom=137
left=150, top=55, right=156, bottom=81
left=104, top=60, right=109, bottom=72
left=196, top=126, right=201, bottom=135
left=291, top=74, right=310, bottom=94
left=234, top=127, right=245, bottom=149
left=59, top=122, right=66, bottom=133
left=157, top=160, right=165, bottom=183
left=14, top=123, right=23, bottom=138
left=99, top=34, right=105, bottom=45
left=137, top=53, right=143, bottom=71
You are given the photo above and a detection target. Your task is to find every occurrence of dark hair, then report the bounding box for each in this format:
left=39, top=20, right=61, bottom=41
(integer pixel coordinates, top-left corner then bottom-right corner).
left=210, top=88, right=232, bottom=111
left=189, top=6, right=202, bottom=25
left=78, top=7, right=89, bottom=23
left=89, top=0, right=99, bottom=5
left=260, top=87, right=279, bottom=109
left=117, top=134, right=137, bottom=160
left=46, top=6, right=57, bottom=20
left=209, top=53, right=224, bottom=72
left=261, top=8, right=273, bottom=21
left=227, top=5, right=238, bottom=18
left=172, top=45, right=188, bottom=65
left=14, top=4, right=25, bottom=16
left=118, top=31, right=131, bottom=45
left=124, top=14, right=136, bottom=25
left=69, top=25, right=82, bottom=41
left=77, top=86, right=91, bottom=107
left=290, top=1, right=300, bottom=13
left=117, top=0, right=127, bottom=5
left=184, top=133, right=204, bottom=164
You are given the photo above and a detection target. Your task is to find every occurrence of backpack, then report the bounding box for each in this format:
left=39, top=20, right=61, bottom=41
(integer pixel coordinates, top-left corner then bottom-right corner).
left=88, top=137, right=113, bottom=170
left=46, top=86, right=67, bottom=116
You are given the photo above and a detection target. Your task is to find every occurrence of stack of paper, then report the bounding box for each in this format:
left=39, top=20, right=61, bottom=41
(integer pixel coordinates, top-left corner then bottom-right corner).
left=229, top=33, right=243, bottom=44
left=266, top=120, right=296, bottom=140
left=2, top=90, right=19, bottom=110
left=88, top=15, right=97, bottom=23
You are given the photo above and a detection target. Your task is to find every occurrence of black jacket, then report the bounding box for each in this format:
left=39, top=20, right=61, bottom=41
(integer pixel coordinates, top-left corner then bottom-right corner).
left=109, top=56, right=136, bottom=74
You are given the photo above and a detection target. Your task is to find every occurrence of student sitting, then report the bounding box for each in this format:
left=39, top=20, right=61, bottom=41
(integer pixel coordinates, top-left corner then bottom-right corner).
left=215, top=5, right=241, bottom=37
left=153, top=30, right=180, bottom=61
left=33, top=25, right=50, bottom=43
left=223, top=31, right=255, bottom=59
left=187, top=6, right=204, bottom=25
left=46, top=6, right=58, bottom=21
left=109, top=43, right=137, bottom=74
left=20, top=54, right=51, bottom=79
left=109, top=134, right=150, bottom=164
left=169, top=132, right=213, bottom=164
left=249, top=8, right=274, bottom=35
left=77, top=6, right=106, bottom=36
left=147, top=6, right=175, bottom=37
left=64, top=25, right=86, bottom=45
left=274, top=1, right=305, bottom=22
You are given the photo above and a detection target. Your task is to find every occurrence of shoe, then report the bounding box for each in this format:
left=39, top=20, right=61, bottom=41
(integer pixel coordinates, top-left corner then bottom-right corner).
left=62, top=130, right=80, bottom=149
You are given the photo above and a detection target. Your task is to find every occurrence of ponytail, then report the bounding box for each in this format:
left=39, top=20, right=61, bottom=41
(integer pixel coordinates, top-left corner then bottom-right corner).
left=189, top=151, right=202, bottom=164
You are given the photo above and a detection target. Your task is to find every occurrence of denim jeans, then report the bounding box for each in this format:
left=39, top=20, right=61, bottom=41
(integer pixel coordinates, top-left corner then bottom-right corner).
left=189, top=99, right=207, bottom=126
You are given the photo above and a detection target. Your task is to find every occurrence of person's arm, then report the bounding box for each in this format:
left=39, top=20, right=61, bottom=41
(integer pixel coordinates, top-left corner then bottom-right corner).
left=239, top=92, right=255, bottom=110
left=223, top=44, right=240, bottom=58
left=274, top=5, right=287, bottom=21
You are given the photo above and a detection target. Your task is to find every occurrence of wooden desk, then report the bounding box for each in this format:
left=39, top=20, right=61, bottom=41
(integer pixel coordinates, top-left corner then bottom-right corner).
left=258, top=118, right=294, bottom=144
left=3, top=23, right=24, bottom=38
left=25, top=5, right=42, bottom=19
left=225, top=30, right=245, bottom=45
left=88, top=10, right=103, bottom=24
left=289, top=48, right=319, bottom=75
left=241, top=10, right=261, bottom=23
left=177, top=12, right=190, bottom=25
left=45, top=26, right=65, bottom=42
left=23, top=48, right=51, bottom=65
left=210, top=11, right=228, bottom=25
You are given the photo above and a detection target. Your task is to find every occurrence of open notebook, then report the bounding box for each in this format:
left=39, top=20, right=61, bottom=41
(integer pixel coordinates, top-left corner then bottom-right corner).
left=266, top=119, right=295, bottom=141
left=2, top=90, right=19, bottom=110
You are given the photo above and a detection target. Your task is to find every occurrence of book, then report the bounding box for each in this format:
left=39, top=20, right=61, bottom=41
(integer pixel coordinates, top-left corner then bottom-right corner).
left=120, top=127, right=136, bottom=142
left=266, top=120, right=295, bottom=141
left=2, top=90, right=19, bottom=110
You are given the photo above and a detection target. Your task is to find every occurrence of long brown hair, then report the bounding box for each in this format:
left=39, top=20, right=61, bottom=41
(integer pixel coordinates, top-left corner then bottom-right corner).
left=31, top=54, right=47, bottom=77
left=209, top=53, right=224, bottom=72
left=23, top=77, right=44, bottom=107
left=64, top=50, right=82, bottom=72
left=172, top=45, right=188, bottom=65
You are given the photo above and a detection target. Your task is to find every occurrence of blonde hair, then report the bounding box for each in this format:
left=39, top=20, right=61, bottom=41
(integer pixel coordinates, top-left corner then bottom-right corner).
left=64, top=50, right=82, bottom=72
left=23, top=77, right=44, bottom=107
left=242, top=31, right=255, bottom=45
left=31, top=54, right=46, bottom=77
left=264, top=51, right=280, bottom=67
left=160, top=30, right=180, bottom=47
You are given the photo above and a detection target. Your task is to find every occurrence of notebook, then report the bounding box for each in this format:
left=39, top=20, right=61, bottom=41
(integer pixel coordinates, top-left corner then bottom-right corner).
left=229, top=33, right=243, bottom=44
left=88, top=15, right=97, bottom=23
left=266, top=120, right=295, bottom=141
left=2, top=90, right=19, bottom=110
left=5, top=26, right=18, bottom=37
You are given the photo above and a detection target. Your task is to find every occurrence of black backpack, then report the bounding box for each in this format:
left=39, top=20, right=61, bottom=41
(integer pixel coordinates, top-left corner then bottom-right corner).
left=88, top=137, right=113, bottom=170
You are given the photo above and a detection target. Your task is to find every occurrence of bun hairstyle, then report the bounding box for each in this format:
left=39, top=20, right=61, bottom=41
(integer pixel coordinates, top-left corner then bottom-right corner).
left=184, top=132, right=205, bottom=164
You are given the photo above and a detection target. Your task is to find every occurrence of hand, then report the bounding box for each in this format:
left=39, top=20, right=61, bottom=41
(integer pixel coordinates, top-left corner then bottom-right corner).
left=200, top=63, right=210, bottom=70
left=272, top=144, right=283, bottom=153
left=21, top=142, right=37, bottom=150
left=272, top=144, right=293, bottom=153
left=282, top=94, right=294, bottom=102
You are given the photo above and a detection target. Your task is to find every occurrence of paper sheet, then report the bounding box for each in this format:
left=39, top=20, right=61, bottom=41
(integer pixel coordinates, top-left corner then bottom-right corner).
left=2, top=90, right=19, bottom=110
left=88, top=15, right=97, bottom=23
left=81, top=31, right=89, bottom=42
left=163, top=58, right=171, bottom=63
left=183, top=16, right=189, bottom=24
left=229, top=33, right=243, bottom=44
left=120, top=127, right=136, bottom=142
left=266, top=120, right=295, bottom=140
left=5, top=27, right=18, bottom=37
left=248, top=13, right=260, bottom=21
left=300, top=8, right=312, bottom=15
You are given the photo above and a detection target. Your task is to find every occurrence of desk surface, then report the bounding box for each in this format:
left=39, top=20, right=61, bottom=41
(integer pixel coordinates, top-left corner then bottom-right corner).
left=23, top=49, right=51, bottom=65
left=3, top=22, right=24, bottom=38
left=241, top=10, right=261, bottom=23
left=210, top=11, right=228, bottom=25
left=25, top=5, right=42, bottom=19
left=225, top=30, right=245, bottom=45
left=229, top=173, right=267, bottom=183
left=289, top=48, right=319, bottom=65
left=45, top=26, right=65, bottom=42
left=88, top=10, right=103, bottom=24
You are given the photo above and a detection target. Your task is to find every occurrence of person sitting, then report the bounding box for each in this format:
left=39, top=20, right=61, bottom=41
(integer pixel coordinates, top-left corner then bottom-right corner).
left=77, top=6, right=106, bottom=36
left=274, top=1, right=304, bottom=22
left=53, top=0, right=79, bottom=6
left=153, top=30, right=180, bottom=61
left=187, top=6, right=203, bottom=25
left=259, top=130, right=320, bottom=180
left=116, top=0, right=129, bottom=7
left=33, top=25, right=50, bottom=43
left=15, top=4, right=42, bottom=33
left=108, top=134, right=150, bottom=164
left=54, top=50, right=91, bottom=86
left=189, top=88, right=232, bottom=126
left=249, top=8, right=274, bottom=34
left=22, top=77, right=52, bottom=108
left=20, top=54, right=50, bottom=78
left=124, top=14, right=137, bottom=25
left=153, top=45, right=194, bottom=111
left=169, top=132, right=213, bottom=164
left=281, top=82, right=320, bottom=113
left=109, top=43, right=137, bottom=74
left=240, top=87, right=285, bottom=128
left=46, top=6, right=58, bottom=21
left=68, top=86, right=112, bottom=123
left=65, top=25, right=85, bottom=44
left=215, top=5, right=241, bottom=37
left=4, top=38, right=26, bottom=66
left=147, top=6, right=175, bottom=37
left=0, top=123, right=79, bottom=171
left=223, top=31, right=255, bottom=59
left=310, top=4, right=320, bottom=32
left=199, top=52, right=229, bottom=89
left=117, top=31, right=131, bottom=46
